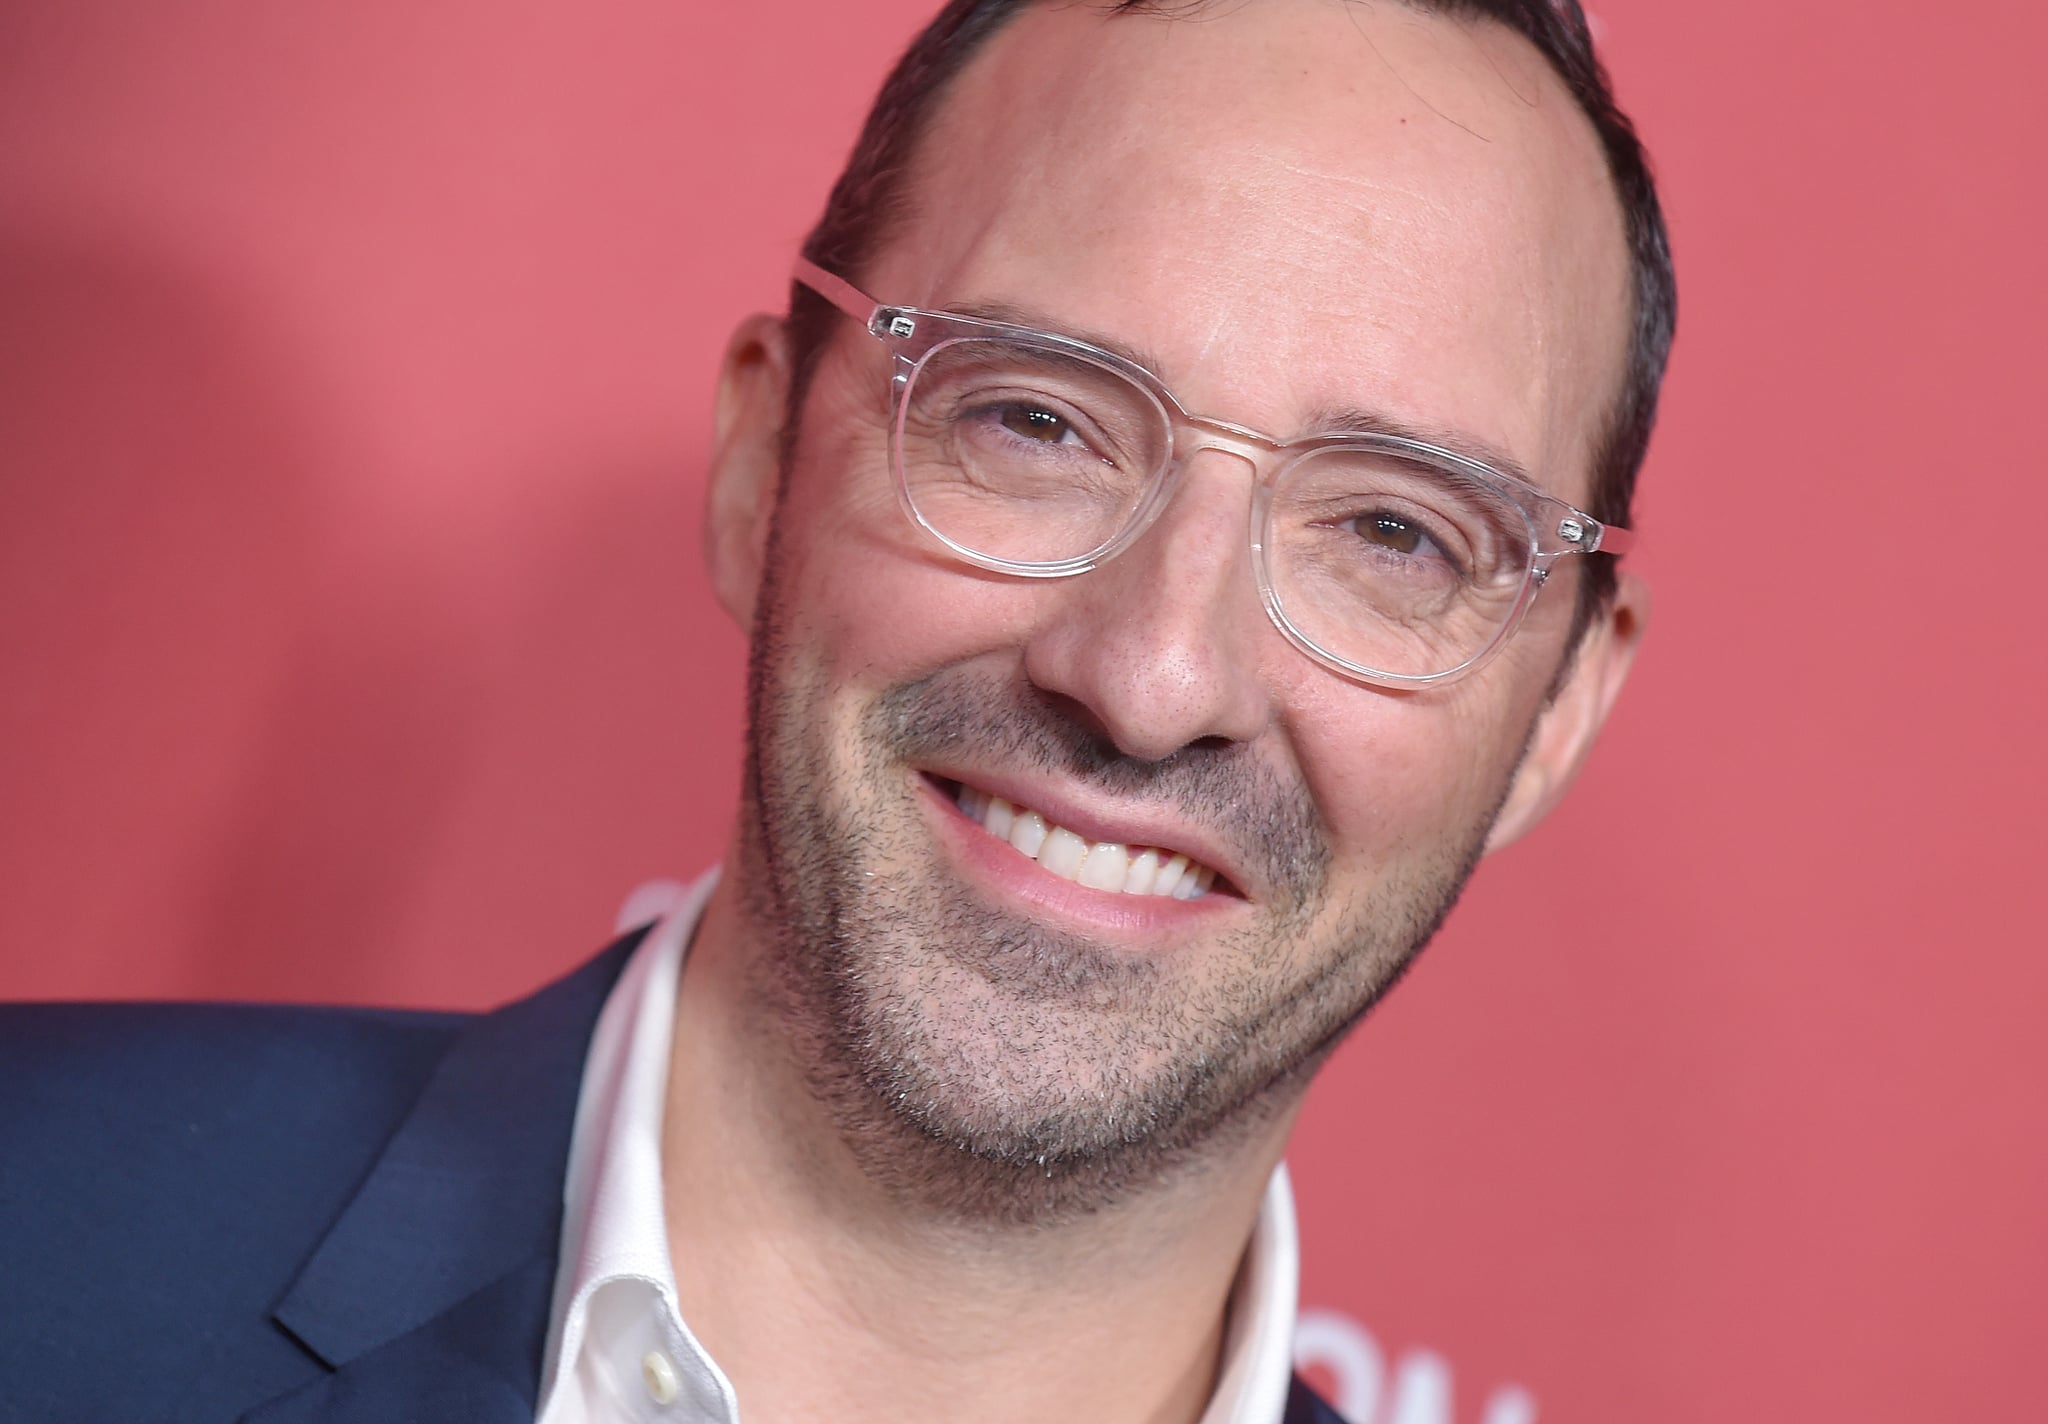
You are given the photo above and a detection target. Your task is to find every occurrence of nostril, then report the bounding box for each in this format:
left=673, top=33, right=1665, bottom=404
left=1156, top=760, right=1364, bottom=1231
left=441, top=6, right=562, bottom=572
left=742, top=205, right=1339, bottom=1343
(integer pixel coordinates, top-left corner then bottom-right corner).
left=1031, top=689, right=1121, bottom=761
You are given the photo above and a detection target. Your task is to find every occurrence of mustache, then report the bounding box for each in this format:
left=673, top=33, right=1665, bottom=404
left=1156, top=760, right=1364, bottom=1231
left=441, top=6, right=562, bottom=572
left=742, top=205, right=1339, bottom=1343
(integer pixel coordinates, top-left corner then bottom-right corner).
left=874, top=665, right=1330, bottom=907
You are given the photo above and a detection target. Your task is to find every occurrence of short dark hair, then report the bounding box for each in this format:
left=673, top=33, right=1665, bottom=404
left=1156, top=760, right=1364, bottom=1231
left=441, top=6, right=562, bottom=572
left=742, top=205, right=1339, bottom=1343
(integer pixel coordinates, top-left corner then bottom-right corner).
left=787, top=0, right=1675, bottom=630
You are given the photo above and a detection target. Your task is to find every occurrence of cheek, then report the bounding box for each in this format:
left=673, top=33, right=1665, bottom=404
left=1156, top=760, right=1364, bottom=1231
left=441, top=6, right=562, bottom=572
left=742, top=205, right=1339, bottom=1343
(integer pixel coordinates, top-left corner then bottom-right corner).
left=1289, top=672, right=1546, bottom=878
left=769, top=420, right=1036, bottom=693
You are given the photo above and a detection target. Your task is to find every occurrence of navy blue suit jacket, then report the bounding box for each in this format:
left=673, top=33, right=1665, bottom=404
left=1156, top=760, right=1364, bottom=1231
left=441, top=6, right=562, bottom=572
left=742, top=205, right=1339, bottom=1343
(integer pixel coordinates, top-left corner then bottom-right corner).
left=0, top=935, right=1346, bottom=1423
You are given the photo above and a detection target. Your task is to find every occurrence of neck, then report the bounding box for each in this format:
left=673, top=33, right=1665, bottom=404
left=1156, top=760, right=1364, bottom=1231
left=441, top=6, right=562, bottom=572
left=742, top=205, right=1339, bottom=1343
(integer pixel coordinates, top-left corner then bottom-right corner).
left=660, top=873, right=1299, bottom=1424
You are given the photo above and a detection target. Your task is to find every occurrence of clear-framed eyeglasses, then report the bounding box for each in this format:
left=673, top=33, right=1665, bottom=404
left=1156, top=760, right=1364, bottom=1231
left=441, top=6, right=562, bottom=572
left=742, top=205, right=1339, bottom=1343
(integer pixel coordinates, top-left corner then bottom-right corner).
left=794, top=258, right=1634, bottom=690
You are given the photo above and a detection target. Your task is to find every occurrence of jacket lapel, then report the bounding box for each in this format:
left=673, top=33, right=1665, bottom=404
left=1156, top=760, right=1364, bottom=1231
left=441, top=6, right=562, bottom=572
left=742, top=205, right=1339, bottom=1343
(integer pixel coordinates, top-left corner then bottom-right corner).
left=241, top=932, right=644, bottom=1424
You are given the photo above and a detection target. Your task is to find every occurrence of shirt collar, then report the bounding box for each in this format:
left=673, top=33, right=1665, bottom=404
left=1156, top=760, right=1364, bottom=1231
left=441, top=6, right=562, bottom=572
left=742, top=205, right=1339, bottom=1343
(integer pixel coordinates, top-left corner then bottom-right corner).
left=538, top=870, right=726, bottom=1422
left=539, top=868, right=1301, bottom=1423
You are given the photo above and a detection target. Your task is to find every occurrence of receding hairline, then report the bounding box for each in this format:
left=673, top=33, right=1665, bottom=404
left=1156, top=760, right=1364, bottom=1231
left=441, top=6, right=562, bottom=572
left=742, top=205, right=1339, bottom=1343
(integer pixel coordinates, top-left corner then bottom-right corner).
left=856, top=0, right=1632, bottom=283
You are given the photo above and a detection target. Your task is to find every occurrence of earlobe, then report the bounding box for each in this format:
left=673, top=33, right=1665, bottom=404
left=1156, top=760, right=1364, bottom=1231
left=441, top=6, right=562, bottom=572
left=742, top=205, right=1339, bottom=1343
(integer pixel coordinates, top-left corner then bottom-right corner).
left=703, top=313, right=795, bottom=628
left=1483, top=570, right=1649, bottom=855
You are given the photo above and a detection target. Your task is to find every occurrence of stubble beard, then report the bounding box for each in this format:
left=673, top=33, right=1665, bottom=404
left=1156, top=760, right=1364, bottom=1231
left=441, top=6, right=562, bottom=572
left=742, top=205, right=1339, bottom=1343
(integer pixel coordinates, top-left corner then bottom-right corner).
left=735, top=549, right=1504, bottom=1227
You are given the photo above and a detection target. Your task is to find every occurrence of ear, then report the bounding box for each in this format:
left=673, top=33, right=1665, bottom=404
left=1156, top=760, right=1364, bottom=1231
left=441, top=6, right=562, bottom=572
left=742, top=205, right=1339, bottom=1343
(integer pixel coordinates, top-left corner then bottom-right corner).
left=1483, top=569, right=1649, bottom=855
left=703, top=312, right=794, bottom=628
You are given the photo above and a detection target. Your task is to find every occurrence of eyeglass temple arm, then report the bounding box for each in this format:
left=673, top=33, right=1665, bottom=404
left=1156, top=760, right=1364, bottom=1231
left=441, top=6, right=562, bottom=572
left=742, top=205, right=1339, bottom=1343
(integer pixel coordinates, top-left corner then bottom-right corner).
left=793, top=257, right=880, bottom=325
left=1591, top=524, right=1636, bottom=556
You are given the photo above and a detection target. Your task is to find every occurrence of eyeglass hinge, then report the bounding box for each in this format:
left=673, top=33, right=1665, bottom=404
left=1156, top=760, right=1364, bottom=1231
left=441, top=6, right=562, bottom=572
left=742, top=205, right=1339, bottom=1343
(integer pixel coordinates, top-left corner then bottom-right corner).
left=874, top=309, right=917, bottom=339
left=1556, top=516, right=1587, bottom=546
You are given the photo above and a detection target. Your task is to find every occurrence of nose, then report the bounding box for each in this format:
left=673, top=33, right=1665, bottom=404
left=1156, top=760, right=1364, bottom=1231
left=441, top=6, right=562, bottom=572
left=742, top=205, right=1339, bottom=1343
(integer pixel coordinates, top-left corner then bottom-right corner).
left=1019, top=450, right=1274, bottom=762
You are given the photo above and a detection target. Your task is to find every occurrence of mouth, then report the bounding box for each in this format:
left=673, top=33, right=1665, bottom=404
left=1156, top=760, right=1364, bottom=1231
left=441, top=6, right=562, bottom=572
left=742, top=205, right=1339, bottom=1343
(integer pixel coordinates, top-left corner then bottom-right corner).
left=934, top=776, right=1234, bottom=902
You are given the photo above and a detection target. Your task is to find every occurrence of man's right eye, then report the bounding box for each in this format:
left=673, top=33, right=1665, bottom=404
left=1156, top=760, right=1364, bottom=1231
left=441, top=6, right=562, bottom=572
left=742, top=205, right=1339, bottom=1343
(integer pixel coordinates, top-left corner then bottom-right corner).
left=1358, top=514, right=1425, bottom=555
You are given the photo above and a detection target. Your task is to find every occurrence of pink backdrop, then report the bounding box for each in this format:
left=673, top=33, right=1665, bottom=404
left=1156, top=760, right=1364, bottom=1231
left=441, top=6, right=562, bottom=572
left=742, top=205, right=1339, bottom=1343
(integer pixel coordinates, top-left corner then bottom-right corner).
left=1, top=2, right=2041, bottom=1418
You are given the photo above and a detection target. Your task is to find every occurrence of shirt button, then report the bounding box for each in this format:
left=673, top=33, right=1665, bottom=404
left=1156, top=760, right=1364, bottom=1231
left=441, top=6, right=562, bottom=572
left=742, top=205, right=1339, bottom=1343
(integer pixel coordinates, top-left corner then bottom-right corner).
left=641, top=1349, right=681, bottom=1406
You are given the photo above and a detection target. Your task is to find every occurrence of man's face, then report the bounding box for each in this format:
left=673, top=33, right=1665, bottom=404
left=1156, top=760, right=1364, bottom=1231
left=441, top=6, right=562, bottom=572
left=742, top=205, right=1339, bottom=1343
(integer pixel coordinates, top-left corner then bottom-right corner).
left=718, top=0, right=1634, bottom=1209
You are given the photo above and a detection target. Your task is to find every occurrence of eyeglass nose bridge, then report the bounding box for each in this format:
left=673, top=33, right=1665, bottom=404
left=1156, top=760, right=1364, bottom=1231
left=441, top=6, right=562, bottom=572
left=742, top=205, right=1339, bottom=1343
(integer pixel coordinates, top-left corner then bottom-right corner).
left=1088, top=414, right=1287, bottom=580
left=1172, top=414, right=1289, bottom=473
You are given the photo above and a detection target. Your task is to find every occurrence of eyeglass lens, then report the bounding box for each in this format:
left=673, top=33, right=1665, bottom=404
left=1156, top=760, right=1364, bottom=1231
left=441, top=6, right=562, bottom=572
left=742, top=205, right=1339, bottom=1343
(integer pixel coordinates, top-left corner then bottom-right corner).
left=898, top=336, right=1536, bottom=681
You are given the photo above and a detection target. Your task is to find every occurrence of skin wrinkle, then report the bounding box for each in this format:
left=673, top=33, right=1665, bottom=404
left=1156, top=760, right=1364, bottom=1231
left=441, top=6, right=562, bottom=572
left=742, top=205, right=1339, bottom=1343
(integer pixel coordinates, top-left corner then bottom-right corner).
left=1256, top=156, right=1463, bottom=214
left=1188, top=303, right=1231, bottom=371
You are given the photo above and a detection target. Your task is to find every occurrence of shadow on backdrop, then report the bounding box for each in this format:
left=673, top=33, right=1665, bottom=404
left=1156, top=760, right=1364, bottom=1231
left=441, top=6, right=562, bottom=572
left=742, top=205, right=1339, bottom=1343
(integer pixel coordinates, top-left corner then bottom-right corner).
left=0, top=226, right=477, bottom=1000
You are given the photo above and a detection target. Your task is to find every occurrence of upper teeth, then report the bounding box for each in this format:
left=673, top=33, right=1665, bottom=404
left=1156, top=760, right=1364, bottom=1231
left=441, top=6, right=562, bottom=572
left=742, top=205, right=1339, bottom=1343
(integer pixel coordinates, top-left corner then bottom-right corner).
left=954, top=784, right=1218, bottom=900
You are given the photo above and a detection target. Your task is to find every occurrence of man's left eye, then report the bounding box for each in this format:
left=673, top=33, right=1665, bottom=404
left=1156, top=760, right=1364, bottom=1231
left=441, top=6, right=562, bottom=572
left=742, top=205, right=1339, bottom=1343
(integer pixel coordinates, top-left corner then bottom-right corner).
left=1000, top=405, right=1073, bottom=443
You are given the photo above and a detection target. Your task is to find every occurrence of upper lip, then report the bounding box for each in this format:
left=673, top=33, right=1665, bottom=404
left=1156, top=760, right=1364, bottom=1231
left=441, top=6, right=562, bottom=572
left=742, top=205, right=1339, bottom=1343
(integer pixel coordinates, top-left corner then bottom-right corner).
left=920, top=763, right=1254, bottom=899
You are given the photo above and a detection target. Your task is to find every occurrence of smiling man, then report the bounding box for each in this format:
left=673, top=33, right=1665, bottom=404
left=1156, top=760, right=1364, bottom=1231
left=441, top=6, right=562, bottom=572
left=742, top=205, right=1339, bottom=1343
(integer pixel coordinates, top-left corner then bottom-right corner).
left=656, top=0, right=1666, bottom=1418
left=0, top=1, right=1671, bottom=1420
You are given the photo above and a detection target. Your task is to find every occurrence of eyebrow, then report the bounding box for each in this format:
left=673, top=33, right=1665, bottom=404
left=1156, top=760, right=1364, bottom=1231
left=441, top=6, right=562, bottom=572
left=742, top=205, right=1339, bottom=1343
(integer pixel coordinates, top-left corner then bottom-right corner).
left=1298, top=405, right=1542, bottom=491
left=941, top=299, right=1174, bottom=382
left=929, top=298, right=1546, bottom=494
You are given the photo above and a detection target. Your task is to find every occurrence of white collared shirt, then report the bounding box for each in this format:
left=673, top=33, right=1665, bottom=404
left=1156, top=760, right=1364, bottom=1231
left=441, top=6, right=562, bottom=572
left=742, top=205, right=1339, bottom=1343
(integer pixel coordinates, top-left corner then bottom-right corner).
left=535, top=870, right=1302, bottom=1423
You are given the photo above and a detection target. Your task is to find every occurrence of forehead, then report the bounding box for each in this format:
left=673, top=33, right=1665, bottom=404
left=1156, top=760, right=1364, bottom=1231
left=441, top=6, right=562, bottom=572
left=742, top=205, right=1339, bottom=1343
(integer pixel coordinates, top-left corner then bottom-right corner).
left=867, top=0, right=1631, bottom=500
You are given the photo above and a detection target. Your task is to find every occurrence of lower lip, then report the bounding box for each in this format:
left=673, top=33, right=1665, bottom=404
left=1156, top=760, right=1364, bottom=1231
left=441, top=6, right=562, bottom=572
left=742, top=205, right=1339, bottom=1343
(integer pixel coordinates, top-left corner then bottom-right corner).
left=917, top=775, right=1236, bottom=939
